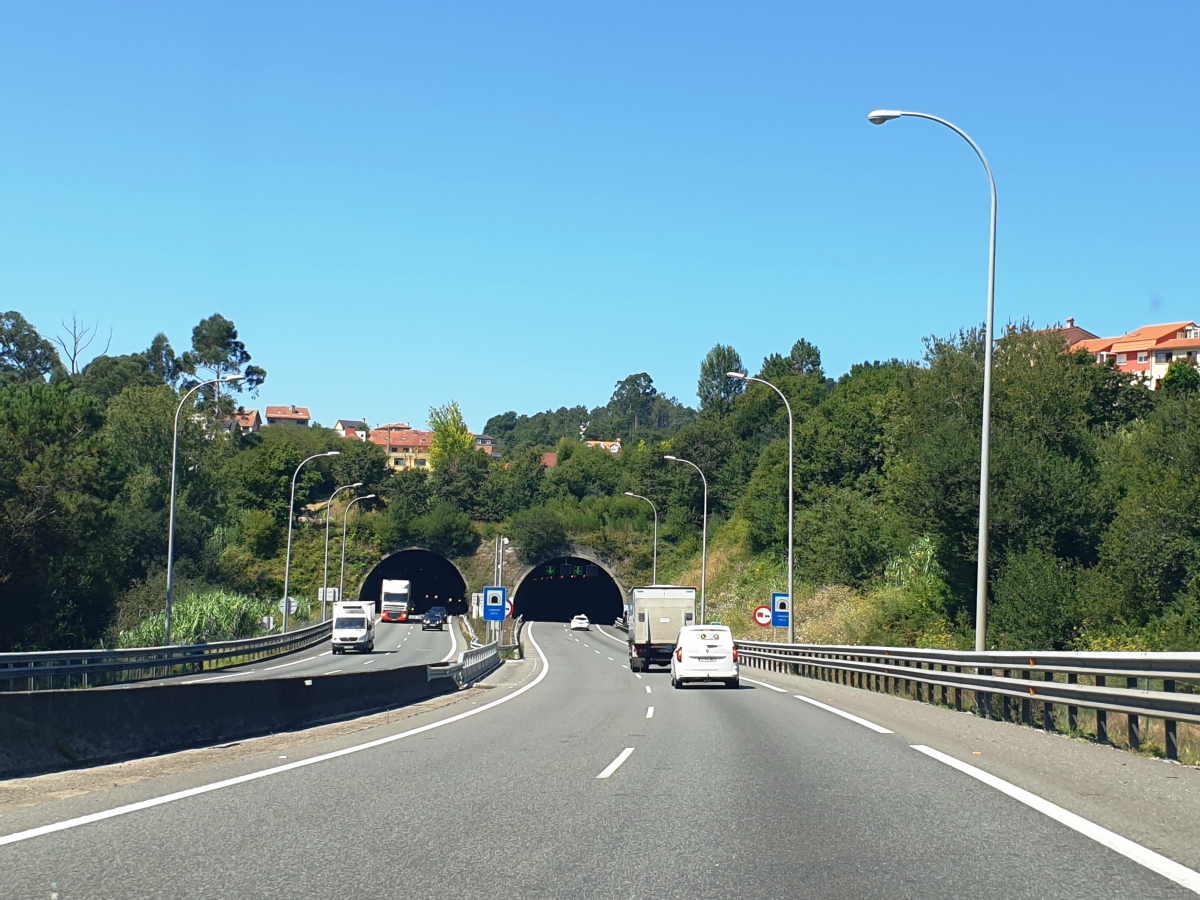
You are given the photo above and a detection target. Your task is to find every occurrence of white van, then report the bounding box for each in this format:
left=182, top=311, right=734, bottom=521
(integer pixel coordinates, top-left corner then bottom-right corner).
left=670, top=625, right=738, bottom=689
left=331, top=602, right=375, bottom=654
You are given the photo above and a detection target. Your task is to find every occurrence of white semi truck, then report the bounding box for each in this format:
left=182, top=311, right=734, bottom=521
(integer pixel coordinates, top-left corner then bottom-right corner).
left=380, top=579, right=411, bottom=622
left=627, top=585, right=696, bottom=671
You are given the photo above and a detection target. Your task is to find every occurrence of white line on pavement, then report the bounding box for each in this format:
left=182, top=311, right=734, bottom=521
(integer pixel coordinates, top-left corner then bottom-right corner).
left=362, top=659, right=375, bottom=666
left=319, top=651, right=332, bottom=657
left=634, top=673, right=642, bottom=680
left=594, top=650, right=600, bottom=654
left=911, top=744, right=1200, bottom=894
left=645, top=707, right=654, bottom=719
left=440, top=617, right=459, bottom=663
left=645, top=686, right=651, bottom=694
left=263, top=658, right=310, bottom=671
left=594, top=626, right=627, bottom=647
left=0, top=624, right=552, bottom=849
left=621, top=665, right=629, bottom=669
left=742, top=677, right=788, bottom=693
left=596, top=748, right=635, bottom=779
left=324, top=670, right=342, bottom=675
left=607, top=657, right=614, bottom=661
left=181, top=671, right=255, bottom=684
left=794, top=695, right=893, bottom=734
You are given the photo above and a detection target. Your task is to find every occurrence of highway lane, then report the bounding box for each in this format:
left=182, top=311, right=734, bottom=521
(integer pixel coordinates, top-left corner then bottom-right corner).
left=3, top=621, right=1196, bottom=899
left=126, top=618, right=458, bottom=687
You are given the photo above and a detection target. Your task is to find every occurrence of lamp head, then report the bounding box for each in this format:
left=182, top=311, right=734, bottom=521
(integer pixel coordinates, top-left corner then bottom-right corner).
left=624, top=491, right=635, bottom=497
left=362, top=494, right=376, bottom=500
left=867, top=109, right=904, bottom=125
left=726, top=371, right=747, bottom=380
left=663, top=455, right=677, bottom=461
left=220, top=374, right=245, bottom=382
left=351, top=481, right=363, bottom=488
left=324, top=451, right=342, bottom=457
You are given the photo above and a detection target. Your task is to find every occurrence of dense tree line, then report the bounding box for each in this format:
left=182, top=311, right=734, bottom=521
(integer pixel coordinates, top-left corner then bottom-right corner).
left=4, top=305, right=1200, bottom=652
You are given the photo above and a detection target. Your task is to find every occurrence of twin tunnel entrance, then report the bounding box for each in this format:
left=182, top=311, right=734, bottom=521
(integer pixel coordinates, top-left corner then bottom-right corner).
left=357, top=550, right=623, bottom=624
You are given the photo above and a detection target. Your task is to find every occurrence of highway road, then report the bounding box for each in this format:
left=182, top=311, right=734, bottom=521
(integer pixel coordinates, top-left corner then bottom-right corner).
left=2, top=621, right=1197, bottom=899
left=128, top=618, right=459, bottom=687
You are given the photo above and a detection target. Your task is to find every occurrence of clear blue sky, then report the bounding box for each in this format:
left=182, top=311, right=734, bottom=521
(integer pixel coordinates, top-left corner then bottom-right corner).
left=3, top=2, right=1197, bottom=431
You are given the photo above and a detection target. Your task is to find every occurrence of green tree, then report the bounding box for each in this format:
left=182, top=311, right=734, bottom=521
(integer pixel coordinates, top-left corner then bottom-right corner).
left=1161, top=359, right=1200, bottom=398
left=428, top=400, right=476, bottom=469
left=187, top=314, right=266, bottom=410
left=0, top=312, right=63, bottom=387
left=509, top=505, right=568, bottom=563
left=414, top=503, right=478, bottom=557
left=990, top=548, right=1081, bottom=650
left=697, top=344, right=744, bottom=415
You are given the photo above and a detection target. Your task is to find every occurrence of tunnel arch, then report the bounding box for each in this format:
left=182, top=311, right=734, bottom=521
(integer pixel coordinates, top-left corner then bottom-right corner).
left=510, top=550, right=625, bottom=624
left=357, top=547, right=469, bottom=616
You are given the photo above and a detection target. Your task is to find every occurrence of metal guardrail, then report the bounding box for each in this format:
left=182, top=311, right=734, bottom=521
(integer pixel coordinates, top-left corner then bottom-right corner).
left=428, top=641, right=501, bottom=688
left=0, top=620, right=333, bottom=692
left=460, top=614, right=481, bottom=648
left=499, top=616, right=524, bottom=654
left=735, top=641, right=1200, bottom=761
left=613, top=618, right=628, bottom=633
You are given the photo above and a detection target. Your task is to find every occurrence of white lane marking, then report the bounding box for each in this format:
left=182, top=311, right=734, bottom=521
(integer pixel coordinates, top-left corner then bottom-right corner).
left=180, top=671, right=255, bottom=684
left=607, top=657, right=614, bottom=661
left=621, top=665, right=629, bottom=669
left=645, top=686, right=651, bottom=694
left=362, top=659, right=375, bottom=666
left=594, top=625, right=628, bottom=647
left=263, top=658, right=311, bottom=672
left=324, top=670, right=342, bottom=675
left=319, top=651, right=332, bottom=657
left=0, top=624, right=551, bottom=848
left=634, top=673, right=642, bottom=680
left=594, top=650, right=600, bottom=654
left=793, top=695, right=893, bottom=734
left=583, top=644, right=589, bottom=648
left=742, top=677, right=788, bottom=693
left=911, top=745, right=1200, bottom=894
left=596, top=748, right=635, bottom=779
left=439, top=617, right=459, bottom=663
left=645, top=707, right=654, bottom=719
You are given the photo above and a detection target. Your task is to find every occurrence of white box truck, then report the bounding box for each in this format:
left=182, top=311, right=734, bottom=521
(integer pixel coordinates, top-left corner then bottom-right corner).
left=380, top=579, right=411, bottom=622
left=627, top=585, right=696, bottom=671
left=332, top=601, right=375, bottom=654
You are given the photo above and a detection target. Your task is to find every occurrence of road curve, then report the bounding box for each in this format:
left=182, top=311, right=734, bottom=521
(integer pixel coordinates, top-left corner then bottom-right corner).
left=2, top=621, right=1194, bottom=899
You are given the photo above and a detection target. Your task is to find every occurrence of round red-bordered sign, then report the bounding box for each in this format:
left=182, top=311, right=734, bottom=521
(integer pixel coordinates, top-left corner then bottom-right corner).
left=753, top=605, right=772, bottom=627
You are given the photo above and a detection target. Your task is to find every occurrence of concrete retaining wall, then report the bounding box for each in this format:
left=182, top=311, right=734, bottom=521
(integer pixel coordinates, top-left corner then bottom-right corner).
left=0, top=664, right=457, bottom=778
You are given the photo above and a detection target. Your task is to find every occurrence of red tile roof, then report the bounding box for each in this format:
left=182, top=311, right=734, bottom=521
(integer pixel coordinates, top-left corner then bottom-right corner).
left=265, top=405, right=311, bottom=421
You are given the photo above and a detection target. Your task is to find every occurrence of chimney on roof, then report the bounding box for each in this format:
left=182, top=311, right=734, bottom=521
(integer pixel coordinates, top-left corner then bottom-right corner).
left=1066, top=317, right=1075, bottom=328
left=290, top=405, right=297, bottom=414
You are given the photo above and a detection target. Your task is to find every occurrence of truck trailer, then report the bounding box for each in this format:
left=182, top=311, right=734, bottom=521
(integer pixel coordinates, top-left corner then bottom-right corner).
left=380, top=579, right=411, bottom=622
left=627, top=585, right=696, bottom=671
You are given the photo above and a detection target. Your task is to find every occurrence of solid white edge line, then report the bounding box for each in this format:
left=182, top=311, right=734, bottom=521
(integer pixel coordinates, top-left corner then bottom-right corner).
left=596, top=747, right=635, bottom=779
left=794, top=695, right=893, bottom=734
left=646, top=707, right=654, bottom=719
left=911, top=744, right=1200, bottom=895
left=741, top=677, right=788, bottom=693
left=594, top=625, right=628, bottom=647
left=0, top=624, right=551, bottom=848
left=439, top=616, right=459, bottom=663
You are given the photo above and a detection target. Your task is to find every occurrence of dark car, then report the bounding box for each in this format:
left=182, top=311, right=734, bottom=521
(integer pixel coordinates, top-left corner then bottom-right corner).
left=422, top=606, right=447, bottom=630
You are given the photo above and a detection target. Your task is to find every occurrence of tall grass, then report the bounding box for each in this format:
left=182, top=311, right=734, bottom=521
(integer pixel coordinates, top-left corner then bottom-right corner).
left=116, top=590, right=275, bottom=647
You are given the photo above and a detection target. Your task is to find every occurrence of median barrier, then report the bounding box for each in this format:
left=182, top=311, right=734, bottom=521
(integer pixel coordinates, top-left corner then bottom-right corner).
left=0, top=662, right=457, bottom=778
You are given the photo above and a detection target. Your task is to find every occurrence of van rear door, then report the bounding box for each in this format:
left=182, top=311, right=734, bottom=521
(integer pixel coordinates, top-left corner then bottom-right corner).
left=684, top=629, right=733, bottom=671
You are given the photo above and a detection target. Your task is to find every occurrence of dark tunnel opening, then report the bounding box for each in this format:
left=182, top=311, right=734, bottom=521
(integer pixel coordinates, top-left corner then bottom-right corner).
left=357, top=550, right=469, bottom=616
left=512, top=556, right=623, bottom=624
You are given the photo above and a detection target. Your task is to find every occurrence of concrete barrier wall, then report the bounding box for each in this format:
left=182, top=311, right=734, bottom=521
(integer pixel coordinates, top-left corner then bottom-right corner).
left=0, top=664, right=458, bottom=778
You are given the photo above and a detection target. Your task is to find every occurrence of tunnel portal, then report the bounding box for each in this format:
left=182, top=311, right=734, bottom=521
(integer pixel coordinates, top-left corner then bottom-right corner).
left=512, top=556, right=623, bottom=624
left=357, top=549, right=468, bottom=615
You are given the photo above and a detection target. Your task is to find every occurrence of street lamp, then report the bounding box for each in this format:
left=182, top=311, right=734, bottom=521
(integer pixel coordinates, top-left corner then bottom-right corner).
left=727, top=372, right=795, bottom=643
left=868, top=108, right=998, bottom=652
left=664, top=456, right=708, bottom=623
left=323, top=481, right=363, bottom=619
left=165, top=374, right=243, bottom=644
left=282, top=450, right=341, bottom=632
left=339, top=494, right=376, bottom=605
left=624, top=492, right=659, bottom=584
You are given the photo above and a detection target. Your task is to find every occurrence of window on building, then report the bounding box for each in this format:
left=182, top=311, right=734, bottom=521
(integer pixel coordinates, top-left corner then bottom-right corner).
left=1116, top=353, right=1127, bottom=365
left=416, top=459, right=427, bottom=467
left=1156, top=351, right=1171, bottom=363
left=1187, top=327, right=1200, bottom=340
left=1137, top=352, right=1149, bottom=364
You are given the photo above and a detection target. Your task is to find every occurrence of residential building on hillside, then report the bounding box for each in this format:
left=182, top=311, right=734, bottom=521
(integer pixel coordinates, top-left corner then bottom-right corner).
left=265, top=405, right=311, bottom=427
left=225, top=408, right=262, bottom=434
left=1072, top=321, right=1200, bottom=389
left=334, top=419, right=369, bottom=439
left=586, top=439, right=622, bottom=456
left=541, top=451, right=558, bottom=468
left=366, top=422, right=433, bottom=472
left=475, top=434, right=497, bottom=456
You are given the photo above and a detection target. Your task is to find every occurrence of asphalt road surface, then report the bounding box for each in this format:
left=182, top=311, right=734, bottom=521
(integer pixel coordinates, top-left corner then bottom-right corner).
left=2, top=621, right=1196, bottom=899
left=127, top=618, right=459, bottom=687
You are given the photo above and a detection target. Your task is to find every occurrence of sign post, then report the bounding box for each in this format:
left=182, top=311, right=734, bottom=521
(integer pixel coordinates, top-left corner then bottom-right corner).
left=319, top=587, right=339, bottom=621
left=771, top=592, right=790, bottom=632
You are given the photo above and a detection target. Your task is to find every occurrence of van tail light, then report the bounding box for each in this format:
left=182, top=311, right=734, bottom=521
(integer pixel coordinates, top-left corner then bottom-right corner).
left=733, top=648, right=739, bottom=663
left=675, top=647, right=683, bottom=662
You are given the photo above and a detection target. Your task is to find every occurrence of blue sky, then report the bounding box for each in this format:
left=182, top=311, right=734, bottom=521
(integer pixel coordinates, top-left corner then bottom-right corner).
left=2, top=2, right=1197, bottom=431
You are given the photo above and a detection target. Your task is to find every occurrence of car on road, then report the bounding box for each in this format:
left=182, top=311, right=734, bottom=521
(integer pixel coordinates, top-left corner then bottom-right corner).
left=671, top=624, right=738, bottom=688
left=570, top=614, right=590, bottom=631
left=422, top=606, right=447, bottom=630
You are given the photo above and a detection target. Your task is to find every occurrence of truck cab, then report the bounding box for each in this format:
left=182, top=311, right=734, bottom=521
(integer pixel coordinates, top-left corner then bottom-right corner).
left=332, top=602, right=376, bottom=654
left=380, top=579, right=411, bottom=622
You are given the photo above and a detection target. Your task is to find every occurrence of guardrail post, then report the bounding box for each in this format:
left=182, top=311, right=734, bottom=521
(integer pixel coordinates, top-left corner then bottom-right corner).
left=1165, top=679, right=1178, bottom=761
left=954, top=667, right=961, bottom=711
left=977, top=667, right=991, bottom=718
left=1043, top=671, right=1055, bottom=732
left=1095, top=675, right=1107, bottom=743
left=1001, top=670, right=1011, bottom=720
left=1127, top=676, right=1140, bottom=750
left=1021, top=669, right=1031, bottom=725
left=1067, top=673, right=1079, bottom=732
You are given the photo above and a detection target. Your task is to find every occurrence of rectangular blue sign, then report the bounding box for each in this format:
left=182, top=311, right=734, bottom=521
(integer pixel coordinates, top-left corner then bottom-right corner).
left=771, top=592, right=790, bottom=629
left=483, top=586, right=507, bottom=622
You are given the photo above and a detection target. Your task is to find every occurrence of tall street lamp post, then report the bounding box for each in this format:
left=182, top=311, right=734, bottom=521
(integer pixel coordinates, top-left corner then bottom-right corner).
left=624, top=492, right=659, bottom=584
left=165, top=374, right=243, bottom=644
left=282, top=450, right=341, bottom=632
left=323, top=481, right=362, bottom=619
left=339, top=494, right=376, bottom=606
left=868, top=108, right=998, bottom=652
left=727, top=372, right=795, bottom=643
left=664, top=456, right=708, bottom=623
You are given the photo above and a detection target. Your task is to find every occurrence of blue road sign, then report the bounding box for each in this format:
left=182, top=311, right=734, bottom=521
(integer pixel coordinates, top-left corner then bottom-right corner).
left=484, top=586, right=507, bottom=622
left=771, top=592, right=790, bottom=629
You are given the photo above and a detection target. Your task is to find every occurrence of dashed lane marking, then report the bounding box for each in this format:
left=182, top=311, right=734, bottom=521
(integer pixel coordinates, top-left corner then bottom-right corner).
left=596, top=748, right=635, bottom=779
left=645, top=707, right=654, bottom=719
